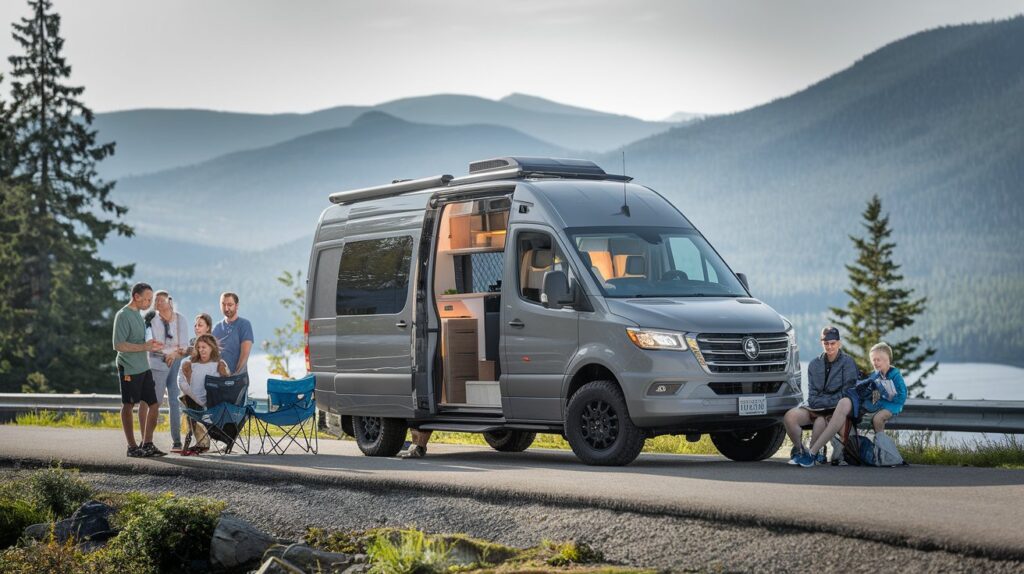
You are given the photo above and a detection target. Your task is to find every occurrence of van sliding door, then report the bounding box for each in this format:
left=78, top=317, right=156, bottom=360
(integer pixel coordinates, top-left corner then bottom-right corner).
left=333, top=232, right=417, bottom=417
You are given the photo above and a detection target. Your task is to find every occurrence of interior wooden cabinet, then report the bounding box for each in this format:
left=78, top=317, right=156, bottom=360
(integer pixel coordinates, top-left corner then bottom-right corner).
left=434, top=197, right=509, bottom=405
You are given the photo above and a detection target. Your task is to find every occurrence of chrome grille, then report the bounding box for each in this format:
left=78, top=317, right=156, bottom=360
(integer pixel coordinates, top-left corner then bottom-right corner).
left=696, top=332, right=788, bottom=374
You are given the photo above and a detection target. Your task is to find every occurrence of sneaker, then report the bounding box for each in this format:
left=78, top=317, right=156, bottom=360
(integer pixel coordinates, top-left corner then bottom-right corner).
left=170, top=443, right=184, bottom=453
left=795, top=451, right=816, bottom=468
left=815, top=453, right=827, bottom=465
left=141, top=443, right=167, bottom=457
left=127, top=446, right=144, bottom=458
left=398, top=445, right=426, bottom=459
left=787, top=447, right=804, bottom=465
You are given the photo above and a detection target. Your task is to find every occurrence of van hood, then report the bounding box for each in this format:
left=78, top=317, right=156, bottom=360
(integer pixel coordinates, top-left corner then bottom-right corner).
left=605, top=297, right=787, bottom=334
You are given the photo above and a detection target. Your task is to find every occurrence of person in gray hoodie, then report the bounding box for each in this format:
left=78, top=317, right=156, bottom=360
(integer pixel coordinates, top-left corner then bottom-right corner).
left=783, top=326, right=859, bottom=466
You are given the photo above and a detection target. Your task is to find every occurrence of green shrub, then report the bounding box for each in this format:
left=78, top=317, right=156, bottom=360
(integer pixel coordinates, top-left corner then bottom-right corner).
left=546, top=541, right=604, bottom=566
left=0, top=499, right=46, bottom=548
left=104, top=492, right=225, bottom=574
left=0, top=536, right=94, bottom=574
left=0, top=465, right=93, bottom=523
left=367, top=529, right=451, bottom=574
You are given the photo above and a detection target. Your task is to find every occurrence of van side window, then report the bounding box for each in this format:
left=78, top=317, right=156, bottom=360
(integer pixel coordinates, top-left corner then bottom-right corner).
left=336, top=236, right=414, bottom=316
left=311, top=247, right=342, bottom=318
left=517, top=231, right=570, bottom=305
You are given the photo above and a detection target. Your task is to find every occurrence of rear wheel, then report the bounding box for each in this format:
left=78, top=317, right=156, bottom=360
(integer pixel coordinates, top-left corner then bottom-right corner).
left=483, top=430, right=536, bottom=452
left=564, top=380, right=645, bottom=466
left=711, top=423, right=786, bottom=461
left=352, top=416, right=407, bottom=456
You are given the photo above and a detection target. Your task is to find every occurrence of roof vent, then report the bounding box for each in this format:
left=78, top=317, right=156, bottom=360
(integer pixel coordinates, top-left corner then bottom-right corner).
left=468, top=158, right=512, bottom=173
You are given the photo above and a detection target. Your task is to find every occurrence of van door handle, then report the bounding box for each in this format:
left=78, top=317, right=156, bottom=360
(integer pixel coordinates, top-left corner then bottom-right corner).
left=396, top=320, right=408, bottom=328
left=507, top=319, right=525, bottom=328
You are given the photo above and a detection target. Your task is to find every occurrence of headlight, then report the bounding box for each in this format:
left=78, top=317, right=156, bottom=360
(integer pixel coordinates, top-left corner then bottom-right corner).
left=626, top=328, right=686, bottom=351
left=782, top=318, right=798, bottom=351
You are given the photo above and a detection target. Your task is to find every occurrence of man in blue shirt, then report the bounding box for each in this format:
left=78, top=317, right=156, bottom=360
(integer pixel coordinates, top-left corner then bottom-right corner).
left=212, top=292, right=254, bottom=375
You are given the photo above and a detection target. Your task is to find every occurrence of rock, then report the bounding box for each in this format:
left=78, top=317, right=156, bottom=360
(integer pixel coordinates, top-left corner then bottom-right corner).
left=255, top=557, right=306, bottom=574
left=263, top=544, right=354, bottom=573
left=209, top=514, right=278, bottom=572
left=22, top=500, right=117, bottom=546
left=351, top=553, right=368, bottom=564
left=69, top=500, right=118, bottom=544
left=341, top=565, right=371, bottom=574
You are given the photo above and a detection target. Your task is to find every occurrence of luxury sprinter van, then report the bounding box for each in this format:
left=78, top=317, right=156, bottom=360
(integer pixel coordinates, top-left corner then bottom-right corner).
left=305, top=157, right=802, bottom=466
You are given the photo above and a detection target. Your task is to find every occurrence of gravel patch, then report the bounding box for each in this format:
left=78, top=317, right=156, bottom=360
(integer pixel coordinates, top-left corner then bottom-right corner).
left=2, top=466, right=1022, bottom=573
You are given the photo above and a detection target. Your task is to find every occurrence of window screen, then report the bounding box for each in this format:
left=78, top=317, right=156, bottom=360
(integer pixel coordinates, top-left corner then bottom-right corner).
left=336, top=236, right=413, bottom=316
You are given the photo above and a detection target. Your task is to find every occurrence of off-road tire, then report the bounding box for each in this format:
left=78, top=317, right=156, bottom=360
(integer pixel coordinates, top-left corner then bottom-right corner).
left=483, top=430, right=537, bottom=452
left=352, top=416, right=407, bottom=457
left=711, top=422, right=787, bottom=461
left=564, top=380, right=645, bottom=466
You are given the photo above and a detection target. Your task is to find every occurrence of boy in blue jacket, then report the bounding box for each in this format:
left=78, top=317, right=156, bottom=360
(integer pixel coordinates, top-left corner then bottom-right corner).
left=856, top=342, right=908, bottom=432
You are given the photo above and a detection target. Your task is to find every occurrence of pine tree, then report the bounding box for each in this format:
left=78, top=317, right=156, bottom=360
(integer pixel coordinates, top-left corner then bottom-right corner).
left=0, top=0, right=134, bottom=392
left=830, top=195, right=938, bottom=397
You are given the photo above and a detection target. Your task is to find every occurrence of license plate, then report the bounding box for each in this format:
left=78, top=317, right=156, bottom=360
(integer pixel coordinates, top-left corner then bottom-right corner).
left=738, top=395, right=767, bottom=416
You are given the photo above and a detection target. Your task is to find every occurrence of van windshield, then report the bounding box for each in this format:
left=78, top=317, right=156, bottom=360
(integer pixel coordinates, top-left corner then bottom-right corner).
left=567, top=227, right=747, bottom=298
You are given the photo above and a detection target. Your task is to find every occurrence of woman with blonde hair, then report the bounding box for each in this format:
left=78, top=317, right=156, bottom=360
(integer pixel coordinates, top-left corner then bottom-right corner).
left=177, top=333, right=230, bottom=455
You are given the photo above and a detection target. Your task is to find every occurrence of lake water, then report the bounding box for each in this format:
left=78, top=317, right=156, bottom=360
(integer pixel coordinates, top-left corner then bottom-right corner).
left=247, top=354, right=1024, bottom=401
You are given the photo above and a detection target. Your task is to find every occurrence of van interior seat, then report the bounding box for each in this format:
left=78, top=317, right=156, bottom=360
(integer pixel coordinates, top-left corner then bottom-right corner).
left=520, top=248, right=553, bottom=302
left=621, top=255, right=646, bottom=278
left=584, top=250, right=614, bottom=279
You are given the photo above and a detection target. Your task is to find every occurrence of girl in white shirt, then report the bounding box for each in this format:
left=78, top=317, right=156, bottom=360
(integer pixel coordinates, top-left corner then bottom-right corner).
left=177, top=334, right=229, bottom=454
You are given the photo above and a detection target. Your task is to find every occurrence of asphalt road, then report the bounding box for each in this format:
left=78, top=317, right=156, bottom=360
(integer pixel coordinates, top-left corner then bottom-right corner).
left=2, top=426, right=1023, bottom=561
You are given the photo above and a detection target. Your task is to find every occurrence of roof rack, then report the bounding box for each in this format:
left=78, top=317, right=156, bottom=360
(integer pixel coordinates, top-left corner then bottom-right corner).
left=328, top=156, right=631, bottom=205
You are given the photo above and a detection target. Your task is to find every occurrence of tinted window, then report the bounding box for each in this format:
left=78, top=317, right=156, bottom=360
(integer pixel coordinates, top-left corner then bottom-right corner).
left=336, top=236, right=413, bottom=316
left=311, top=247, right=342, bottom=318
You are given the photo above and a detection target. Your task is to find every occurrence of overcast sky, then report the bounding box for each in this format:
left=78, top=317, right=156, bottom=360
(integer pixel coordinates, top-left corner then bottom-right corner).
left=0, top=1, right=1020, bottom=120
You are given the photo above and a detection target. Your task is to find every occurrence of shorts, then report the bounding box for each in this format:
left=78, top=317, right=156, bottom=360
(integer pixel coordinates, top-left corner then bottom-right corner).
left=806, top=408, right=835, bottom=421
left=118, top=366, right=157, bottom=405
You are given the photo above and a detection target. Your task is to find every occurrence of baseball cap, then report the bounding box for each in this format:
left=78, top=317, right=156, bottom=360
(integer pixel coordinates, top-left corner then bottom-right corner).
left=821, top=326, right=840, bottom=342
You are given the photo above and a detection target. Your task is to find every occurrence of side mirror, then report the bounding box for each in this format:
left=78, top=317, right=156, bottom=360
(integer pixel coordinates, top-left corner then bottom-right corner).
left=541, top=270, right=574, bottom=309
left=737, top=272, right=749, bottom=292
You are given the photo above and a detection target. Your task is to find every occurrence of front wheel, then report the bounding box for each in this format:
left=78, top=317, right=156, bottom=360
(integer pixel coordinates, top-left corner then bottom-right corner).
left=352, top=416, right=407, bottom=456
left=564, top=380, right=645, bottom=466
left=483, top=430, right=536, bottom=452
left=710, top=423, right=786, bottom=461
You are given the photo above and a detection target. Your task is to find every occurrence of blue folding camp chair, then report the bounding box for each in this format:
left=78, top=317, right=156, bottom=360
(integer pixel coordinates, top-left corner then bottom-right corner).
left=181, top=372, right=253, bottom=455
left=250, top=374, right=318, bottom=455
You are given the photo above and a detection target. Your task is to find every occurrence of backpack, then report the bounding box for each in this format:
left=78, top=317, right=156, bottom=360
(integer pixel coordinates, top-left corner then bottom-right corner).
left=842, top=425, right=906, bottom=467
left=843, top=430, right=875, bottom=466
left=872, top=431, right=905, bottom=467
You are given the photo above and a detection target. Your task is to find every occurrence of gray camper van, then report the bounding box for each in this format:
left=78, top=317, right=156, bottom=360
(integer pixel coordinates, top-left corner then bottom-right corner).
left=305, top=157, right=802, bottom=466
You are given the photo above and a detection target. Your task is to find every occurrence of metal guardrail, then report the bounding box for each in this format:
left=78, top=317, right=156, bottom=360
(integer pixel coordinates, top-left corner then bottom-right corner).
left=1, top=394, right=1023, bottom=433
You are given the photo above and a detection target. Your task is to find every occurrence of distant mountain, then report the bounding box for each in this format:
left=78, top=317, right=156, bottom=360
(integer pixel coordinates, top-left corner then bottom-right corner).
left=612, top=17, right=1024, bottom=365
left=663, top=111, right=704, bottom=123
left=499, top=93, right=615, bottom=117
left=95, top=94, right=670, bottom=179
left=114, top=111, right=564, bottom=249
left=93, top=106, right=369, bottom=178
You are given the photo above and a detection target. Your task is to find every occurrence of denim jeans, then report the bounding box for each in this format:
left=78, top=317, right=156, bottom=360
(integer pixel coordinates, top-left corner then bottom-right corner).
left=152, top=359, right=183, bottom=445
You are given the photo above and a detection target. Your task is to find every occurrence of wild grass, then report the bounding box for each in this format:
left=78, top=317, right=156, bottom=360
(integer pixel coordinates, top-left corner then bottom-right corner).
left=427, top=430, right=720, bottom=456
left=891, top=430, right=1024, bottom=469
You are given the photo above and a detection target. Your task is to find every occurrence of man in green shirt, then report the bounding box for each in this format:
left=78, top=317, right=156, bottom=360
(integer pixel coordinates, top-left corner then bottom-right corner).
left=112, top=282, right=165, bottom=457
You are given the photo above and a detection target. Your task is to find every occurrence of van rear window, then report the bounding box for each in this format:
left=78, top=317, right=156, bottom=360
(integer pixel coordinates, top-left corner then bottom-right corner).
left=336, top=236, right=413, bottom=316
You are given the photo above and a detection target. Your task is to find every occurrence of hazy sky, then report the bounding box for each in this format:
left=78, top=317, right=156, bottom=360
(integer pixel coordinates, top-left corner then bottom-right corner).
left=0, top=1, right=1020, bottom=120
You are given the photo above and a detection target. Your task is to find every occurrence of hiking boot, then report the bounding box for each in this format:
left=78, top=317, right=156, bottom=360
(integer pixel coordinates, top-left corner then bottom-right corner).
left=399, top=445, right=426, bottom=459
left=127, top=445, right=145, bottom=458
left=141, top=443, right=167, bottom=457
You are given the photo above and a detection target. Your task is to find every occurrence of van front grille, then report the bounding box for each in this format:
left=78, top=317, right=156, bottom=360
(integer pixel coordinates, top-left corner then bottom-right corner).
left=696, top=333, right=789, bottom=374
left=708, top=381, right=784, bottom=395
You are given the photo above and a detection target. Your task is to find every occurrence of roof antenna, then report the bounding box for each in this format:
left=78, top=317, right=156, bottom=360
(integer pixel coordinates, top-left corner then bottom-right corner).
left=620, top=150, right=631, bottom=217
